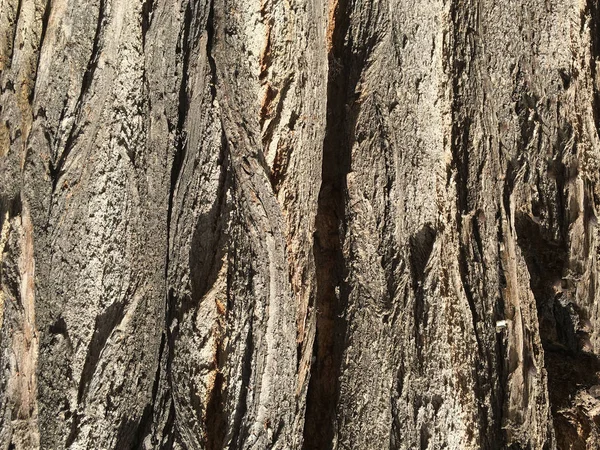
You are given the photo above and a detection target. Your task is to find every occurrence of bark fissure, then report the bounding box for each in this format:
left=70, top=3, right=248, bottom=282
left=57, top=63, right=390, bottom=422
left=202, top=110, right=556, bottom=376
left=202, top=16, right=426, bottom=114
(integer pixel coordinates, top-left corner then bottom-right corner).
left=141, top=0, right=154, bottom=48
left=160, top=3, right=195, bottom=445
left=302, top=1, right=351, bottom=448
left=206, top=0, right=217, bottom=100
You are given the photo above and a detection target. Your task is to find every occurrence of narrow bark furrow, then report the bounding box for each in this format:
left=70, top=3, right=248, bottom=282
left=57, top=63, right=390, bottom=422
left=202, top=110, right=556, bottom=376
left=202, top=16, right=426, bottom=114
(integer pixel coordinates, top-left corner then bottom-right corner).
left=302, top=1, right=351, bottom=448
left=446, top=2, right=504, bottom=446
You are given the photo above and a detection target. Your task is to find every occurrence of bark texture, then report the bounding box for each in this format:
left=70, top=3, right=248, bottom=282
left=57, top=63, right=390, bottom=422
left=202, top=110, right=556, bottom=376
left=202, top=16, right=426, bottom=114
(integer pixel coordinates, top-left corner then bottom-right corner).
left=2, top=0, right=600, bottom=448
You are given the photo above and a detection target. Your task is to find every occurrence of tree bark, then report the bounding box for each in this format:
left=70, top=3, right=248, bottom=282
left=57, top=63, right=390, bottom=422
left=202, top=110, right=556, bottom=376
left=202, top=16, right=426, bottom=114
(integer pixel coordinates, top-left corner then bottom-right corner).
left=1, top=0, right=600, bottom=448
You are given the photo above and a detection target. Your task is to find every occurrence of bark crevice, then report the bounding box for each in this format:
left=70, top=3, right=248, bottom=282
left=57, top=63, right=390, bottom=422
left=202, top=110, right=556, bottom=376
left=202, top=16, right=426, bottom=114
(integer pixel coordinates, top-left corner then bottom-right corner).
left=302, top=0, right=351, bottom=448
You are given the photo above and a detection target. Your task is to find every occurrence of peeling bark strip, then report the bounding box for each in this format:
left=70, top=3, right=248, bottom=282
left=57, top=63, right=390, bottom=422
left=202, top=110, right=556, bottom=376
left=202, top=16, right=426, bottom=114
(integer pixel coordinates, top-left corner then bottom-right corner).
left=3, top=0, right=600, bottom=448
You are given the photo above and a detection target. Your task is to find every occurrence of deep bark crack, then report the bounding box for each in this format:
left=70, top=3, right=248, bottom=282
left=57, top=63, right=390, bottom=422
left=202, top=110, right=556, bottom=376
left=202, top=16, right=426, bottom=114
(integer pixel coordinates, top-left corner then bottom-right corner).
left=302, top=0, right=351, bottom=448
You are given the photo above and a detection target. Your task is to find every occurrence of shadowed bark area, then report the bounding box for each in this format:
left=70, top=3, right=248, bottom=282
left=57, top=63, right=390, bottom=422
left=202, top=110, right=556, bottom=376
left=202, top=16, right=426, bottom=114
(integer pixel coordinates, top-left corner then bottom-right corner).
left=2, top=0, right=600, bottom=448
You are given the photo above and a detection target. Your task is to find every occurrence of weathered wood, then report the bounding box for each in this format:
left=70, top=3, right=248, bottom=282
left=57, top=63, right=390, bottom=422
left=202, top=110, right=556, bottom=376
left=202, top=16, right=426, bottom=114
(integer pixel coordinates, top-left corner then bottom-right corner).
left=1, top=0, right=600, bottom=448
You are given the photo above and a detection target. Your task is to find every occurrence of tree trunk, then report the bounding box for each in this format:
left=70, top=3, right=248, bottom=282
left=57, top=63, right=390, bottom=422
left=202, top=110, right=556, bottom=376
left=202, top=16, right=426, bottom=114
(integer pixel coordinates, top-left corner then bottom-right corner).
left=1, top=0, right=600, bottom=448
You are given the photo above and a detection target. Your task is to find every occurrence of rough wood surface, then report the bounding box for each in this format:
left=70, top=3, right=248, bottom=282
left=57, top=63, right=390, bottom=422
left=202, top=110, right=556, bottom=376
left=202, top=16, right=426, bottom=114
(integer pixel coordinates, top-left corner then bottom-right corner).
left=2, top=0, right=600, bottom=448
